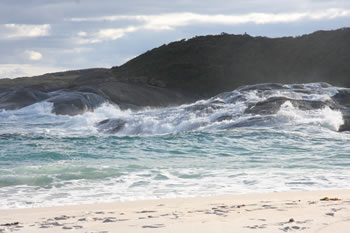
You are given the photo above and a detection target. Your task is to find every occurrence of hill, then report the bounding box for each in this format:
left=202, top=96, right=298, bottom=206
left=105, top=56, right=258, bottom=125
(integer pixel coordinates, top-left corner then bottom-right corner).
left=112, top=28, right=350, bottom=97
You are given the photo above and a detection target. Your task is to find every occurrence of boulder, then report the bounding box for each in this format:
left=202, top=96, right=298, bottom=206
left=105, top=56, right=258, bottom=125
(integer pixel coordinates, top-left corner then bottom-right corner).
left=339, top=110, right=350, bottom=132
left=96, top=119, right=127, bottom=134
left=0, top=88, right=49, bottom=110
left=47, top=90, right=106, bottom=116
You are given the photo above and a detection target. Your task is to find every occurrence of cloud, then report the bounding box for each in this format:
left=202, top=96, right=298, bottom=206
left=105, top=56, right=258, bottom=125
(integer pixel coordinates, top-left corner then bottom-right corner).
left=60, top=47, right=93, bottom=54
left=76, top=26, right=138, bottom=44
left=77, top=31, right=87, bottom=37
left=25, top=50, right=43, bottom=61
left=1, top=24, right=51, bottom=39
left=69, top=8, right=350, bottom=25
left=98, top=26, right=138, bottom=40
left=69, top=8, right=350, bottom=43
left=0, top=64, right=65, bottom=79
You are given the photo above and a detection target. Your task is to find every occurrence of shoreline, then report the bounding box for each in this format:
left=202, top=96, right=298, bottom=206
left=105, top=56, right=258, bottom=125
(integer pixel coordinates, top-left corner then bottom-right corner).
left=1, top=189, right=350, bottom=232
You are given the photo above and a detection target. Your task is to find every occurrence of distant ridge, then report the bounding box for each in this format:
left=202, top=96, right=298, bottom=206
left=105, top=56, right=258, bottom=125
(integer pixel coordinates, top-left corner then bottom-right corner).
left=112, top=27, right=350, bottom=97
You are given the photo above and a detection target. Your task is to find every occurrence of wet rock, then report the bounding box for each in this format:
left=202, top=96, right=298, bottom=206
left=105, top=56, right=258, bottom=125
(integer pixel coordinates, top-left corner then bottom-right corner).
left=96, top=118, right=127, bottom=134
left=0, top=88, right=107, bottom=116
left=215, top=115, right=234, bottom=122
left=48, top=90, right=106, bottom=116
left=332, top=89, right=350, bottom=108
left=245, top=97, right=291, bottom=115
left=244, top=97, right=335, bottom=115
left=338, top=110, right=350, bottom=132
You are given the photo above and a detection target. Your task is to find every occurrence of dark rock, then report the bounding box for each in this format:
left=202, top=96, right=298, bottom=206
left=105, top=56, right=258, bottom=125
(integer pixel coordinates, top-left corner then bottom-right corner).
left=332, top=89, right=350, bottom=108
left=245, top=97, right=291, bottom=115
left=0, top=88, right=49, bottom=110
left=215, top=115, right=234, bottom=122
left=47, top=90, right=106, bottom=116
left=0, top=70, right=197, bottom=112
left=331, top=90, right=350, bottom=131
left=96, top=81, right=197, bottom=110
left=0, top=87, right=107, bottom=116
left=339, top=110, right=350, bottom=132
left=244, top=97, right=336, bottom=115
left=97, top=119, right=127, bottom=134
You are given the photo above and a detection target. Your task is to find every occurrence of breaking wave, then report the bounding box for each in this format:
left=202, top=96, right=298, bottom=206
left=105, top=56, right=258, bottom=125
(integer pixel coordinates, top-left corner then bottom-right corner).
left=2, top=82, right=345, bottom=136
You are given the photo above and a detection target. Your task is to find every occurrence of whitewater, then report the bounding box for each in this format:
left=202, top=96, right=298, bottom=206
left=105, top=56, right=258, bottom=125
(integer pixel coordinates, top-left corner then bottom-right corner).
left=1, top=82, right=350, bottom=209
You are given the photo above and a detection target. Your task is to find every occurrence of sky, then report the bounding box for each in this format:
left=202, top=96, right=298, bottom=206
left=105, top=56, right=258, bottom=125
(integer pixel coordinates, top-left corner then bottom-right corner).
left=0, top=0, right=349, bottom=79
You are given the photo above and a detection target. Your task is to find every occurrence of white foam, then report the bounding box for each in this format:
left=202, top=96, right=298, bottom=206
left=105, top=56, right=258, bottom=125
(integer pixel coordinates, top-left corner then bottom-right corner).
left=276, top=101, right=344, bottom=131
left=2, top=165, right=350, bottom=209
left=0, top=82, right=347, bottom=136
left=61, top=103, right=127, bottom=135
left=0, top=102, right=125, bottom=136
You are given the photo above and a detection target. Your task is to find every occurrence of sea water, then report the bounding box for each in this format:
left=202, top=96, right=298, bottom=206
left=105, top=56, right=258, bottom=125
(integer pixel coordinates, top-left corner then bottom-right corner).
left=0, top=83, right=350, bottom=209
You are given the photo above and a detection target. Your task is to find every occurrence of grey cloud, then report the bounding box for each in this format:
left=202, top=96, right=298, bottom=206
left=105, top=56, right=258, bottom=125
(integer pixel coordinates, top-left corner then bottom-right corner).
left=2, top=0, right=350, bottom=24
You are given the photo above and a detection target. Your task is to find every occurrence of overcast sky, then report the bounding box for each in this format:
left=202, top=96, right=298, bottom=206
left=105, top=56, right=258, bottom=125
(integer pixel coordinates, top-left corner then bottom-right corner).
left=0, top=0, right=349, bottom=79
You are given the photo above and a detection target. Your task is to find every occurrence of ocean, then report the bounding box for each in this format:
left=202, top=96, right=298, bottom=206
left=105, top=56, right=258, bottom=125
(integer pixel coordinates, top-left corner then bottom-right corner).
left=1, top=82, right=350, bottom=209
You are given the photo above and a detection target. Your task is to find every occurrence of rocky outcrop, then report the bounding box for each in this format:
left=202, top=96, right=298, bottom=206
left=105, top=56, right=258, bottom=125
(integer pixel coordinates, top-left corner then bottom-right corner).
left=0, top=68, right=197, bottom=114
left=0, top=88, right=49, bottom=110
left=96, top=82, right=350, bottom=133
left=1, top=28, right=350, bottom=121
left=0, top=88, right=108, bottom=116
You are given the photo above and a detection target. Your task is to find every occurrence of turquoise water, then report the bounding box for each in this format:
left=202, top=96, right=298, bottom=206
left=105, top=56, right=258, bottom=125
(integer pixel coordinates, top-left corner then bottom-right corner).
left=1, top=83, right=350, bottom=209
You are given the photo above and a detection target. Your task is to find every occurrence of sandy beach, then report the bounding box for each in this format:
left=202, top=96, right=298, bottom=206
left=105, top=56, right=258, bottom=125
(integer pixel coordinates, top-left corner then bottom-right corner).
left=1, top=189, right=350, bottom=233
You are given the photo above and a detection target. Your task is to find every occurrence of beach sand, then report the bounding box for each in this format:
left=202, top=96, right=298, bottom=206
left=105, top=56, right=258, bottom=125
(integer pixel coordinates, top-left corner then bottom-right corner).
left=1, top=189, right=350, bottom=233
